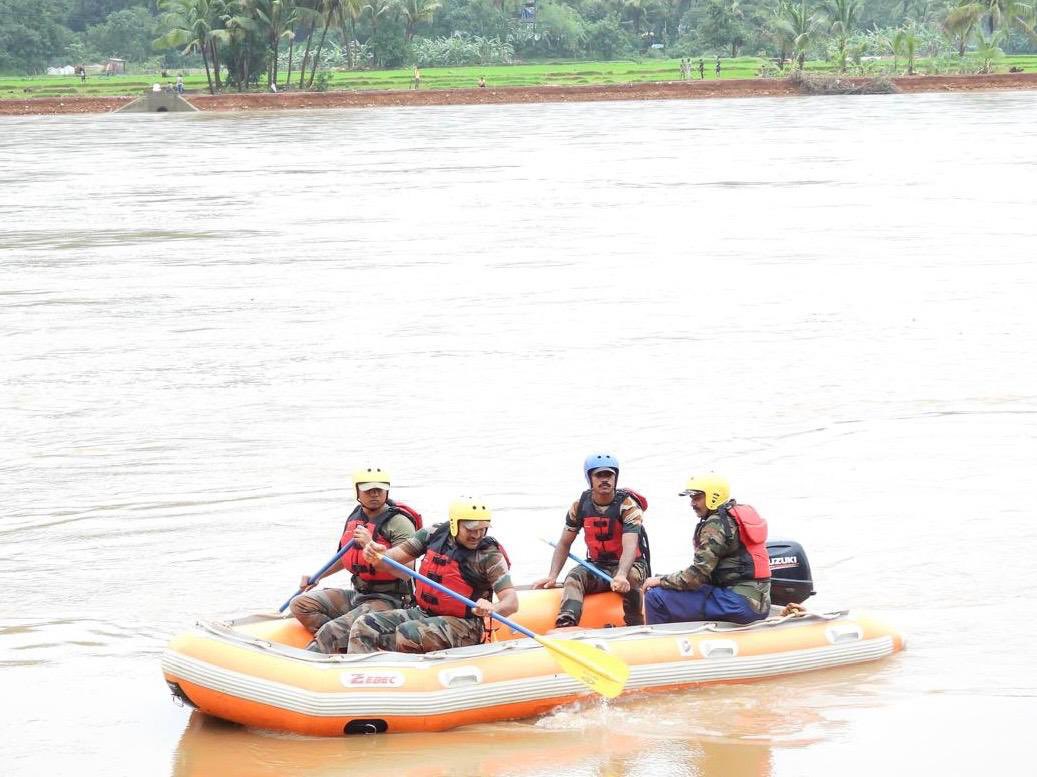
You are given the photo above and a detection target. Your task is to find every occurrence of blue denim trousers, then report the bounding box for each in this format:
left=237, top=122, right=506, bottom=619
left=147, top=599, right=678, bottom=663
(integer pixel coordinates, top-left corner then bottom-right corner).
left=644, top=584, right=767, bottom=625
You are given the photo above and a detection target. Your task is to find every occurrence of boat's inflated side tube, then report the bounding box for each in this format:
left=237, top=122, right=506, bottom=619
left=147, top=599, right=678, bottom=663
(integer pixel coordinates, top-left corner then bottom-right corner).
left=766, top=539, right=815, bottom=606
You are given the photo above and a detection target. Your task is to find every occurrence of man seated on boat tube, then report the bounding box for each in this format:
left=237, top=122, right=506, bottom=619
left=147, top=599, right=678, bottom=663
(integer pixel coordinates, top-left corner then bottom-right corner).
left=531, top=453, right=651, bottom=628
left=642, top=474, right=771, bottom=625
left=289, top=468, right=422, bottom=653
left=348, top=497, right=518, bottom=653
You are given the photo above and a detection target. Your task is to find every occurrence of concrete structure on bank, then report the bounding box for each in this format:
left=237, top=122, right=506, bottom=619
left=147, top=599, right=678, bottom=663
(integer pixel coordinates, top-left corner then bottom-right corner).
left=115, top=90, right=199, bottom=113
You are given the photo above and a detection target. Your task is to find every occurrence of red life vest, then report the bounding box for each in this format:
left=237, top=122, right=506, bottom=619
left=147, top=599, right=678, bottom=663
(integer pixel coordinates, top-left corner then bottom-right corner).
left=579, top=488, right=649, bottom=564
left=338, top=501, right=422, bottom=584
left=702, top=502, right=771, bottom=582
left=414, top=523, right=510, bottom=619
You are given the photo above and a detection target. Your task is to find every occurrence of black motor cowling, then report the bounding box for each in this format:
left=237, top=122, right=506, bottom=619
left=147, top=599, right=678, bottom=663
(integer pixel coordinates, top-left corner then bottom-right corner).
left=766, top=539, right=815, bottom=606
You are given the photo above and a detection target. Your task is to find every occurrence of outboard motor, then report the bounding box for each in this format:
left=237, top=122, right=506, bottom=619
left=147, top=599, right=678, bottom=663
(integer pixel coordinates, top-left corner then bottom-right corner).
left=766, top=540, right=815, bottom=606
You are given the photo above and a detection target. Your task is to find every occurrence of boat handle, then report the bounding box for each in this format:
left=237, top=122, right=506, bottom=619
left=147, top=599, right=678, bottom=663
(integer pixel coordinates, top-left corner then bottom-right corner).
left=700, top=640, right=738, bottom=658
left=438, top=667, right=483, bottom=688
left=826, top=625, right=864, bottom=643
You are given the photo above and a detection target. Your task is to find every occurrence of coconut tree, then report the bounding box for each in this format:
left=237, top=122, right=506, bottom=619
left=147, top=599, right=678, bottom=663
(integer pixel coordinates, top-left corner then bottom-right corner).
left=307, top=0, right=347, bottom=88
left=282, top=2, right=322, bottom=84
left=893, top=24, right=920, bottom=74
left=942, top=0, right=985, bottom=57
left=399, top=0, right=440, bottom=42
left=364, top=0, right=398, bottom=35
left=984, top=0, right=1036, bottom=35
left=212, top=1, right=262, bottom=90
left=254, top=0, right=285, bottom=87
left=154, top=0, right=222, bottom=94
left=771, top=0, right=819, bottom=70
left=340, top=0, right=364, bottom=69
left=821, top=0, right=859, bottom=72
left=974, top=27, right=1005, bottom=69
left=297, top=0, right=319, bottom=88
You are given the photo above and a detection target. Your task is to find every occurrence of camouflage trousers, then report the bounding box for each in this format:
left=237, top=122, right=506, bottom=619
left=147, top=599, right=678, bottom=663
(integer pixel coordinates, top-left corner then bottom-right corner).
left=289, top=587, right=409, bottom=653
left=347, top=607, right=485, bottom=654
left=558, top=559, right=648, bottom=627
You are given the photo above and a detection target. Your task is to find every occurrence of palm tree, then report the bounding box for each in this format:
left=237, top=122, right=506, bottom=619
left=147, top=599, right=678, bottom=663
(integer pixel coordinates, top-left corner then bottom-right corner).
left=893, top=25, right=919, bottom=74
left=821, top=0, right=859, bottom=73
left=983, top=0, right=1037, bottom=44
left=154, top=0, right=221, bottom=94
left=623, top=0, right=654, bottom=35
left=307, top=0, right=346, bottom=88
left=399, top=0, right=440, bottom=42
left=772, top=0, right=819, bottom=70
left=341, top=0, right=364, bottom=69
left=942, top=1, right=985, bottom=58
left=364, top=0, right=397, bottom=35
left=974, top=27, right=1005, bottom=70
left=254, top=0, right=284, bottom=87
left=282, top=1, right=319, bottom=85
left=212, top=2, right=261, bottom=91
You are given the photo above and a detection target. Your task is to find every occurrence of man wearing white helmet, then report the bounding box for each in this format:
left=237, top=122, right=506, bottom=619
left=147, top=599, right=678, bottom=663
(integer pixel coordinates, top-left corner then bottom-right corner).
left=533, top=453, right=651, bottom=628
left=348, top=497, right=518, bottom=653
left=289, top=468, right=421, bottom=652
left=643, top=473, right=771, bottom=624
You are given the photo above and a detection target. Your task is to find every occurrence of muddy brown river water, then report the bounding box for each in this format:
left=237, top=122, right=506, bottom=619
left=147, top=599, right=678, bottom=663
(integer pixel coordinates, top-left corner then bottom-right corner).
left=2, top=91, right=1036, bottom=776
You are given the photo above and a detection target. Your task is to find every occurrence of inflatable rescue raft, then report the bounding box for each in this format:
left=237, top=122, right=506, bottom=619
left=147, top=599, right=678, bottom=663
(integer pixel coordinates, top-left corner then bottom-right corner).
left=162, top=587, right=904, bottom=736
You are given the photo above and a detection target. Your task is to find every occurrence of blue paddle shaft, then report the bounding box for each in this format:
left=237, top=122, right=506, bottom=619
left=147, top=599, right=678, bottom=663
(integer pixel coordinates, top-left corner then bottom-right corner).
left=378, top=552, right=536, bottom=640
left=544, top=539, right=614, bottom=585
left=278, top=539, right=356, bottom=613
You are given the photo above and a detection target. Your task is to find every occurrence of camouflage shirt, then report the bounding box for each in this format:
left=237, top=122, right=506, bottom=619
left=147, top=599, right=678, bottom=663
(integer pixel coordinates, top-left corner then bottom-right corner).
left=565, top=494, right=644, bottom=535
left=400, top=524, right=513, bottom=594
left=658, top=512, right=771, bottom=614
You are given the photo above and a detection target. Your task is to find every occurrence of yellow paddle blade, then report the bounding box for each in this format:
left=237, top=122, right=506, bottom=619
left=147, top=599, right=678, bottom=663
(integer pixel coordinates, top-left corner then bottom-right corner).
left=534, top=636, right=630, bottom=699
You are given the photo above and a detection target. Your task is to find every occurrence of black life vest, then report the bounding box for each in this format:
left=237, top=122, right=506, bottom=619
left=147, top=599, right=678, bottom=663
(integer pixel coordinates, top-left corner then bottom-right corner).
left=695, top=501, right=771, bottom=585
left=339, top=500, right=422, bottom=586
left=578, top=488, right=650, bottom=570
left=414, top=523, right=510, bottom=619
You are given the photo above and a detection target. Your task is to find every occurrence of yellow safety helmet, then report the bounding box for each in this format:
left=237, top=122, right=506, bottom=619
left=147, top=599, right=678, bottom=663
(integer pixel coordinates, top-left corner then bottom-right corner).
left=678, top=473, right=730, bottom=511
left=352, top=467, right=391, bottom=493
left=448, top=496, right=492, bottom=537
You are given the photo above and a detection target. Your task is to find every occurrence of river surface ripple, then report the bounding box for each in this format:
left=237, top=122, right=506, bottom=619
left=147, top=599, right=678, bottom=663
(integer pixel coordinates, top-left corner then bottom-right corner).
left=2, top=91, right=1036, bottom=777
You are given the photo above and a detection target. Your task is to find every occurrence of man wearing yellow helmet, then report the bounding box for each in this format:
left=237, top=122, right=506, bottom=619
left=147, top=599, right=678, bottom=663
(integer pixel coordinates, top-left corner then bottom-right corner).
left=532, top=453, right=651, bottom=628
left=288, top=468, right=421, bottom=653
left=643, top=474, right=771, bottom=624
left=348, top=497, right=518, bottom=653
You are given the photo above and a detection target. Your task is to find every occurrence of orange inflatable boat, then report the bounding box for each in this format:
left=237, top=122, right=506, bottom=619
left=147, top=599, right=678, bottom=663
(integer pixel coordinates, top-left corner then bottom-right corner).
left=161, top=588, right=904, bottom=736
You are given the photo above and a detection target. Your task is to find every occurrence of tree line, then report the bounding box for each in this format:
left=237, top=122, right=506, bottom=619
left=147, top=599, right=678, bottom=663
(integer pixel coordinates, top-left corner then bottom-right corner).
left=1, top=0, right=1034, bottom=82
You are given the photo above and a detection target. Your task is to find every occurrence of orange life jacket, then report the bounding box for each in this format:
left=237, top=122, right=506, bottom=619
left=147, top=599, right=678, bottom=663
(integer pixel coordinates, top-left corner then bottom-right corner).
left=339, top=501, right=422, bottom=584
left=414, top=523, right=510, bottom=619
left=579, top=488, right=649, bottom=565
left=698, top=502, right=771, bottom=583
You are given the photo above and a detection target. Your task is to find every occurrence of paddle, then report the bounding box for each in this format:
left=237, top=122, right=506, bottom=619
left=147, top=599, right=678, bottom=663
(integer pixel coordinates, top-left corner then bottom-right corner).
left=278, top=540, right=356, bottom=613
left=374, top=551, right=630, bottom=698
left=542, top=538, right=614, bottom=585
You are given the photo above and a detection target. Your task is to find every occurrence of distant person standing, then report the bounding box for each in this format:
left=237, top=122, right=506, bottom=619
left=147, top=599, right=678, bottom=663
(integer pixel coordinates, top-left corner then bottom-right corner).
left=698, top=58, right=705, bottom=80
left=715, top=56, right=721, bottom=79
left=679, top=58, right=688, bottom=81
left=412, top=66, right=421, bottom=90
left=478, top=76, right=486, bottom=88
left=77, top=65, right=86, bottom=84
left=175, top=74, right=184, bottom=95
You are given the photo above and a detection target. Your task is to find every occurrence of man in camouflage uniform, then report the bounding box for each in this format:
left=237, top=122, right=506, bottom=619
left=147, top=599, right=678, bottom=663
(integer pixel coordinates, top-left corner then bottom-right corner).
left=643, top=473, right=771, bottom=624
left=348, top=497, right=517, bottom=654
left=532, top=453, right=650, bottom=628
left=289, top=468, right=418, bottom=653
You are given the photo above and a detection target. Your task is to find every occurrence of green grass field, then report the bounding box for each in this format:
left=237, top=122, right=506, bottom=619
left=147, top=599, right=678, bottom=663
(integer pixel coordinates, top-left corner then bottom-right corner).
left=2, top=55, right=1035, bottom=100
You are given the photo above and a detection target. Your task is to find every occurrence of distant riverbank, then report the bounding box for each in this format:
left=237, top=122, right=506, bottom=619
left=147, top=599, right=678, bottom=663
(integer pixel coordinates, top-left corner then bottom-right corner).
left=3, top=72, right=1036, bottom=116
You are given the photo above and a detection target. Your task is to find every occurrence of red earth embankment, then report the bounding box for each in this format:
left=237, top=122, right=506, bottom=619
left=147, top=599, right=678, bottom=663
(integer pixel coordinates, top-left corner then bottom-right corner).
left=2, top=72, right=1035, bottom=116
